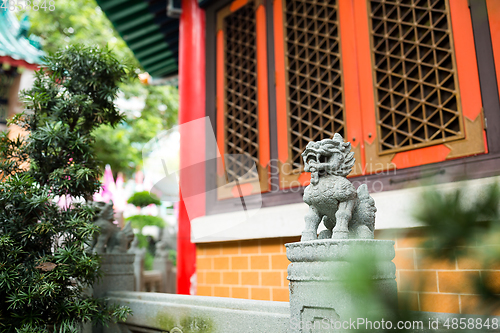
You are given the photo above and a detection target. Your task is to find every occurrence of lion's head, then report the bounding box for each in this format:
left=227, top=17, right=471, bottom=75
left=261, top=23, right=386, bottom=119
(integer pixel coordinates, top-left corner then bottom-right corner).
left=96, top=201, right=114, bottom=221
left=301, top=133, right=355, bottom=184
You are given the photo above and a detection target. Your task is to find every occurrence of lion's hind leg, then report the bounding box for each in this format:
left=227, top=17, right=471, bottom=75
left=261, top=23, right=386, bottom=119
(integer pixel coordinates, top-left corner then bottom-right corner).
left=332, top=199, right=355, bottom=239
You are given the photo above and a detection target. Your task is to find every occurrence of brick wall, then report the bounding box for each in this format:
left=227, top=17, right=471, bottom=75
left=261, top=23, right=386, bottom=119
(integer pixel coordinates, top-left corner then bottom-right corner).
left=385, top=229, right=500, bottom=316
left=196, top=237, right=299, bottom=301
left=196, top=230, right=500, bottom=315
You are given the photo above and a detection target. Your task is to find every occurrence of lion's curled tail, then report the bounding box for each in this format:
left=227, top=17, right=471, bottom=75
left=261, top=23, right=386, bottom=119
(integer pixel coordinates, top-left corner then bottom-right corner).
left=350, top=184, right=377, bottom=239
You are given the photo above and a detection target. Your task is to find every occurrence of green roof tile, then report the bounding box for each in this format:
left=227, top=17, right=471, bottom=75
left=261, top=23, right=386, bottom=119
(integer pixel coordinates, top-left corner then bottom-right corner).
left=96, top=0, right=179, bottom=79
left=0, top=8, right=44, bottom=66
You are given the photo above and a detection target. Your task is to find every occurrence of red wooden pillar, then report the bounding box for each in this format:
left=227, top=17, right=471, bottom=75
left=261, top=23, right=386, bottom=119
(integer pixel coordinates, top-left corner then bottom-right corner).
left=177, top=0, right=206, bottom=294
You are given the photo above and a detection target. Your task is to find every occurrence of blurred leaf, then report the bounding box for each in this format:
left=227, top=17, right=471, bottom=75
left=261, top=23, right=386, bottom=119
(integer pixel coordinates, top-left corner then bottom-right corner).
left=127, top=191, right=161, bottom=208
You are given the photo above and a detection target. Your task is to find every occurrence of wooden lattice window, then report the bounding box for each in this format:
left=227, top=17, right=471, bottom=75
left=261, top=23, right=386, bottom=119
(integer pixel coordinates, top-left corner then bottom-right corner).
left=224, top=3, right=259, bottom=183
left=368, top=0, right=464, bottom=154
left=273, top=0, right=351, bottom=188
left=285, top=0, right=345, bottom=170
left=216, top=0, right=270, bottom=199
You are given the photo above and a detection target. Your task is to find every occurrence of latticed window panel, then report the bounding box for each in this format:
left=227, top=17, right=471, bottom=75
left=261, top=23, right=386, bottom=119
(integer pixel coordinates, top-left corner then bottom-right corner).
left=223, top=2, right=260, bottom=183
left=368, top=0, right=464, bottom=154
left=284, top=0, right=346, bottom=171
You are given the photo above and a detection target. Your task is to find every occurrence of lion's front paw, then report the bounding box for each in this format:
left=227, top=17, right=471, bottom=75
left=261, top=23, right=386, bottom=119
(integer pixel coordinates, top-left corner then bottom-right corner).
left=331, top=230, right=348, bottom=239
left=301, top=230, right=318, bottom=241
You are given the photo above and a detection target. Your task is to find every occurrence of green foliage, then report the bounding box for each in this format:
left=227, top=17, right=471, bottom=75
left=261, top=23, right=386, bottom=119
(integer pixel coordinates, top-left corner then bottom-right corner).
left=415, top=184, right=500, bottom=259
left=91, top=124, right=139, bottom=176
left=126, top=215, right=165, bottom=231
left=8, top=45, right=128, bottom=200
left=144, top=252, right=155, bottom=272
left=121, top=83, right=179, bottom=136
left=126, top=214, right=166, bottom=271
left=23, top=0, right=137, bottom=66
left=23, top=0, right=179, bottom=178
left=127, top=191, right=161, bottom=208
left=168, top=250, right=177, bottom=267
left=414, top=184, right=500, bottom=314
left=135, top=233, right=155, bottom=271
left=0, top=46, right=131, bottom=332
left=93, top=83, right=179, bottom=178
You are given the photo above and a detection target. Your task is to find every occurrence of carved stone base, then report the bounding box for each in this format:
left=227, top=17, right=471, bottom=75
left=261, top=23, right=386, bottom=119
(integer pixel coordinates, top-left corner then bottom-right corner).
left=286, top=239, right=397, bottom=332
left=90, top=254, right=135, bottom=333
left=92, top=253, right=135, bottom=298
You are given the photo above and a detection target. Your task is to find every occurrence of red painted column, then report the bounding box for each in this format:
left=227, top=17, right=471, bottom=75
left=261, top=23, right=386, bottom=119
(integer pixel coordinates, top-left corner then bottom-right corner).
left=177, top=0, right=206, bottom=294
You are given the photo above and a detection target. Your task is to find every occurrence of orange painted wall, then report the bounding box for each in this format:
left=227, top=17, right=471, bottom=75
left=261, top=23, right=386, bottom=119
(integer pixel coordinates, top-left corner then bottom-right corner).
left=196, top=231, right=500, bottom=315
left=382, top=229, right=500, bottom=315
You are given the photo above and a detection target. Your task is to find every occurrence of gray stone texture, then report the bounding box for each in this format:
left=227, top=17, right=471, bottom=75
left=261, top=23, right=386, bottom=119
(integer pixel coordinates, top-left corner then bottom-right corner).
left=152, top=257, right=177, bottom=293
left=92, top=254, right=136, bottom=299
left=286, top=239, right=397, bottom=333
left=127, top=237, right=146, bottom=292
left=91, top=201, right=134, bottom=254
left=301, top=133, right=376, bottom=241
left=103, top=291, right=290, bottom=333
left=153, top=227, right=177, bottom=293
left=91, top=254, right=135, bottom=333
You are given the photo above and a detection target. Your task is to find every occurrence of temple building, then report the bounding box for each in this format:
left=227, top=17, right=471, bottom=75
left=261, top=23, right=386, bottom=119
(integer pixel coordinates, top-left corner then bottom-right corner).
left=100, top=0, right=500, bottom=315
left=0, top=9, right=44, bottom=132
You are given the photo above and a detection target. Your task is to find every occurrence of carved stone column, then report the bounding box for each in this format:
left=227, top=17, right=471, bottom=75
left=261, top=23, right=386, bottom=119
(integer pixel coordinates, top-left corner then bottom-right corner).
left=286, top=239, right=397, bottom=332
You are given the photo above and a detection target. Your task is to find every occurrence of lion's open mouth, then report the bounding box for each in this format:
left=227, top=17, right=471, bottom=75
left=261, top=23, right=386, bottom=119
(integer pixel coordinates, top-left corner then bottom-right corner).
left=305, top=152, right=318, bottom=165
left=304, top=150, right=330, bottom=167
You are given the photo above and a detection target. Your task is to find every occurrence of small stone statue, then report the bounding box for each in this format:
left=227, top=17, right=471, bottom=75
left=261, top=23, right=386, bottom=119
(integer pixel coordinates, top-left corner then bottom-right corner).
left=301, top=133, right=376, bottom=241
left=108, top=221, right=134, bottom=254
left=90, top=201, right=134, bottom=254
left=155, top=227, right=177, bottom=258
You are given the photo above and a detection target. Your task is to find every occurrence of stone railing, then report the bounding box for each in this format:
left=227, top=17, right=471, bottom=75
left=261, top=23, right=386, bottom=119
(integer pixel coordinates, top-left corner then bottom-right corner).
left=104, top=291, right=290, bottom=333
left=286, top=239, right=397, bottom=330
left=93, top=254, right=135, bottom=299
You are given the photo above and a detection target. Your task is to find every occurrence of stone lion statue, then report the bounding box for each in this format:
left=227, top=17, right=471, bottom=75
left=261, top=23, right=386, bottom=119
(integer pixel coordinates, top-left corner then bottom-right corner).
left=301, top=133, right=376, bottom=241
left=90, top=201, right=134, bottom=254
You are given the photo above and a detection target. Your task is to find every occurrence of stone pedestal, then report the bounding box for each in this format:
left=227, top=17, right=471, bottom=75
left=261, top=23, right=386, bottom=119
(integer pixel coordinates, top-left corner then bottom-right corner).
left=89, top=254, right=135, bottom=333
left=92, top=253, right=136, bottom=298
left=286, top=239, right=397, bottom=332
